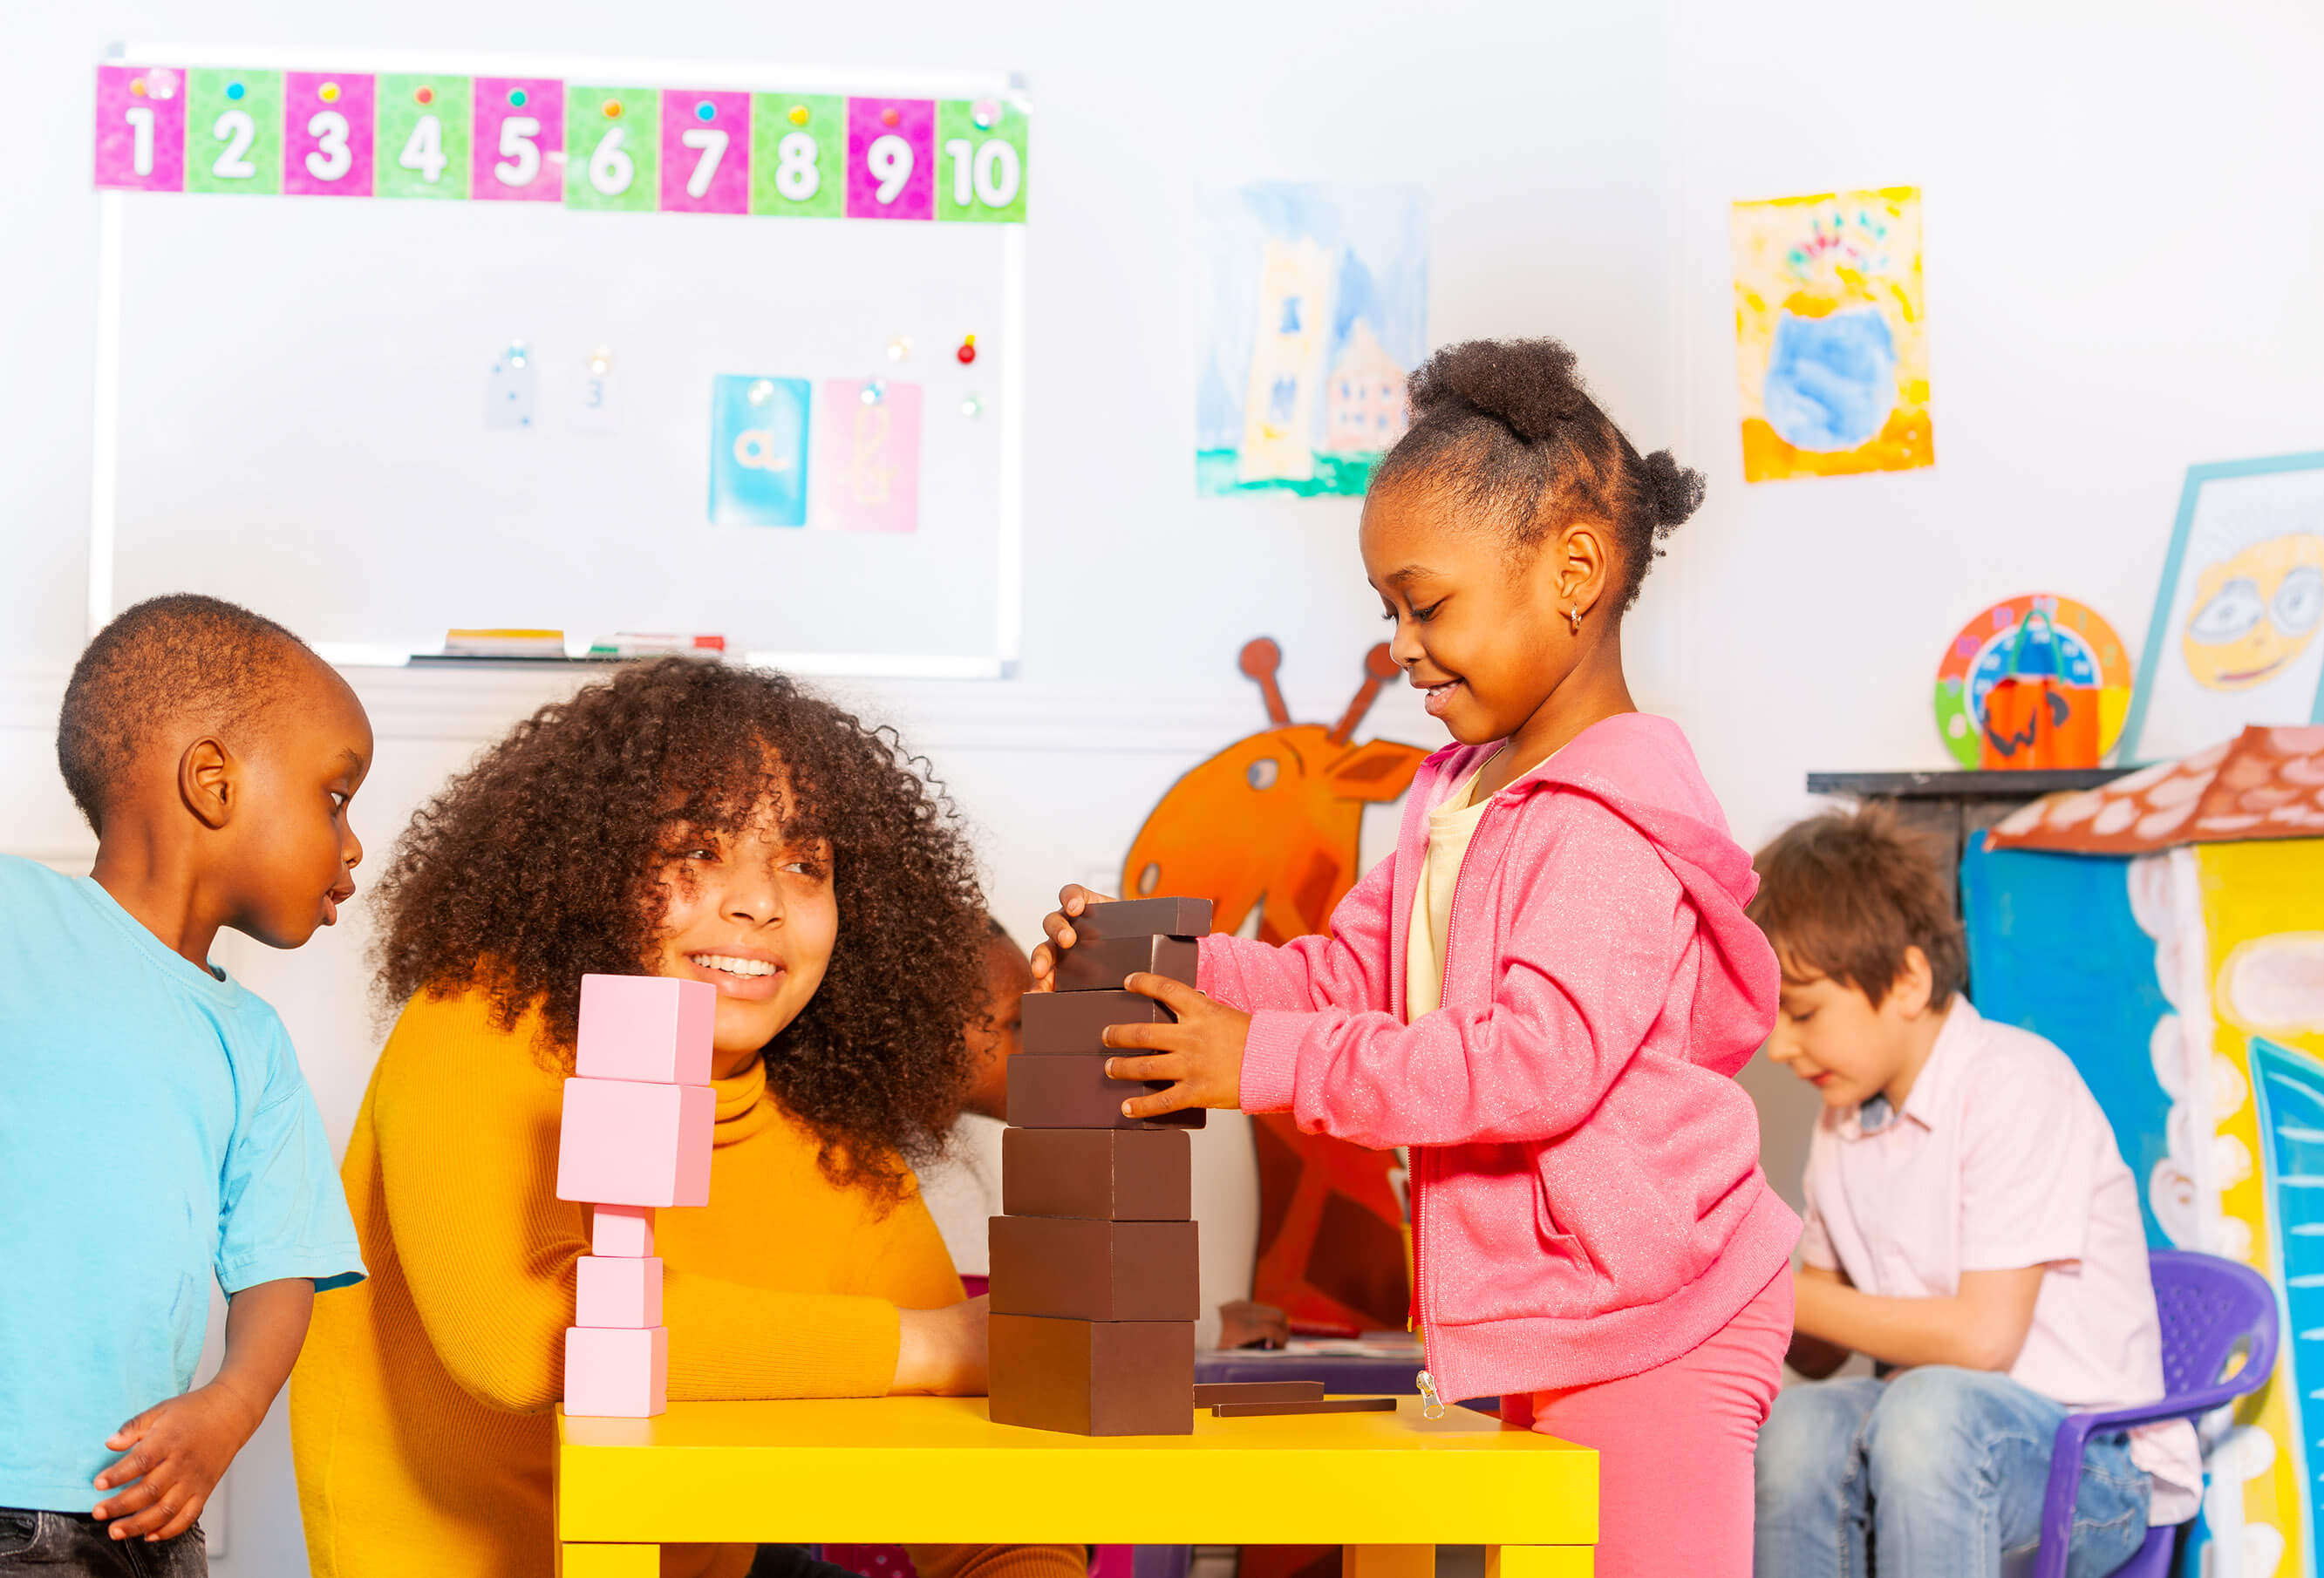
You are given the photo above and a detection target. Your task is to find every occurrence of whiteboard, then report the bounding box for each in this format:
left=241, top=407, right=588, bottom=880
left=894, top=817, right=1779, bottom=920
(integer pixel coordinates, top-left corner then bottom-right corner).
left=92, top=47, right=1026, bottom=677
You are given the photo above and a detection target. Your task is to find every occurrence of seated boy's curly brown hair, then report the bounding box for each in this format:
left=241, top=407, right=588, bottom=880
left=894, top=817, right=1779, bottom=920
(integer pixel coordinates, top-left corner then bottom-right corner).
left=369, top=657, right=987, bottom=1199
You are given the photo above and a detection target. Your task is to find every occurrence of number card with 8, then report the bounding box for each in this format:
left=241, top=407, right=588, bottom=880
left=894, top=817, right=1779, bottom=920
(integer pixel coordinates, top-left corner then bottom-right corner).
left=94, top=65, right=187, bottom=193
left=567, top=87, right=659, bottom=213
left=283, top=72, right=374, bottom=197
left=844, top=98, right=934, bottom=221
left=185, top=69, right=283, bottom=195
left=746, top=94, right=843, bottom=220
left=661, top=91, right=748, bottom=214
left=935, top=99, right=1027, bottom=223
left=375, top=75, right=471, bottom=200
left=473, top=77, right=563, bottom=202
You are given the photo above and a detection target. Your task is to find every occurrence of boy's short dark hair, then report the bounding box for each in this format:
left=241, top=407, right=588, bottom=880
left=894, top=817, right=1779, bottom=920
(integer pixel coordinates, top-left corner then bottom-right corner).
left=1748, top=802, right=1966, bottom=1009
left=58, top=594, right=311, bottom=835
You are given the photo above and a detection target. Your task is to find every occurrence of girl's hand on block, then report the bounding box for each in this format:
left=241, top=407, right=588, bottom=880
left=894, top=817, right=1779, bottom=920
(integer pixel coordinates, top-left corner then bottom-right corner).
left=892, top=1296, right=989, bottom=1397
left=1028, top=883, right=1116, bottom=993
left=1103, top=971, right=1249, bottom=1116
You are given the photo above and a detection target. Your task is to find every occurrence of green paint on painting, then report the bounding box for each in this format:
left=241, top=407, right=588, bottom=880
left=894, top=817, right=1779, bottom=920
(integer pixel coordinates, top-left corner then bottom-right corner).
left=747, top=93, right=844, bottom=219
left=184, top=69, right=283, bottom=195
left=934, top=99, right=1028, bottom=224
left=376, top=75, right=472, bottom=200
left=565, top=87, right=660, bottom=213
left=1196, top=449, right=1380, bottom=498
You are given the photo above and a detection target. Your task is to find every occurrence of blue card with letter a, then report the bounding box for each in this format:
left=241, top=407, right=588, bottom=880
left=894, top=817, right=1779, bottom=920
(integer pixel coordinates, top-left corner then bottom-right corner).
left=708, top=374, right=811, bottom=527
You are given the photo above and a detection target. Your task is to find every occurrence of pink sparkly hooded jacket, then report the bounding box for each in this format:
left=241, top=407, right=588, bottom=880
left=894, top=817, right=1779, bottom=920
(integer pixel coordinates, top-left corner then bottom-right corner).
left=1197, top=713, right=1800, bottom=1403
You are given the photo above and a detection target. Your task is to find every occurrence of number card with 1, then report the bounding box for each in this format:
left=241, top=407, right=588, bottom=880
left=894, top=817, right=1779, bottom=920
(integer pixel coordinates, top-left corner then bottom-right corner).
left=936, top=99, right=1026, bottom=223
left=185, top=69, right=283, bottom=195
left=568, top=86, right=658, bottom=213
left=94, top=65, right=187, bottom=192
left=845, top=98, right=934, bottom=221
left=661, top=91, right=748, bottom=214
left=283, top=72, right=374, bottom=197
left=747, top=93, right=843, bottom=220
left=376, top=74, right=471, bottom=199
left=814, top=379, right=921, bottom=533
left=473, top=77, right=563, bottom=202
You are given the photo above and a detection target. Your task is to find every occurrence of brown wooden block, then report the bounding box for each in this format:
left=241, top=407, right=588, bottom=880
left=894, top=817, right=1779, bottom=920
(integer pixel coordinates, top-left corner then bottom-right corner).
left=1053, top=935, right=1200, bottom=995
left=988, top=1216, right=1200, bottom=1321
left=1210, top=1396, right=1398, bottom=1418
left=1001, top=1128, right=1191, bottom=1220
left=988, top=1314, right=1195, bottom=1436
left=1069, top=896, right=1214, bottom=941
left=1191, top=1380, right=1325, bottom=1406
left=1006, top=1053, right=1204, bottom=1130
left=1021, top=990, right=1175, bottom=1057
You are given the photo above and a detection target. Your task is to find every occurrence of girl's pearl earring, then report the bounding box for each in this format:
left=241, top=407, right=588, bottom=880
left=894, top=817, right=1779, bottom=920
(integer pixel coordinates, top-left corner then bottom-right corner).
left=1569, top=605, right=1585, bottom=633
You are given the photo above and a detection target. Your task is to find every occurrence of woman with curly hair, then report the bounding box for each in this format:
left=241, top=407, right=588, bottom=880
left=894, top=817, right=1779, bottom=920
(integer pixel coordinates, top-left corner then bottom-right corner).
left=289, top=660, right=1080, bottom=1578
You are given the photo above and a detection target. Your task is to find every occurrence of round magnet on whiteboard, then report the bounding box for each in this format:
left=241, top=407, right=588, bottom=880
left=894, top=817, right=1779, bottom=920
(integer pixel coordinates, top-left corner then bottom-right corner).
left=862, top=381, right=887, bottom=405
left=226, top=81, right=246, bottom=100
left=788, top=105, right=809, bottom=126
left=748, top=378, right=775, bottom=405
left=320, top=82, right=340, bottom=103
left=696, top=100, right=717, bottom=122
left=956, top=335, right=978, bottom=365
left=603, top=99, right=622, bottom=118
left=886, top=337, right=911, bottom=364
left=960, top=393, right=984, bottom=418
left=507, top=340, right=528, bottom=369
left=588, top=348, right=614, bottom=377
left=415, top=85, right=434, bottom=105
left=971, top=99, right=1000, bottom=130
left=508, top=87, right=528, bottom=108
left=880, top=106, right=900, bottom=127
left=147, top=68, right=178, bottom=99
left=130, top=77, right=147, bottom=97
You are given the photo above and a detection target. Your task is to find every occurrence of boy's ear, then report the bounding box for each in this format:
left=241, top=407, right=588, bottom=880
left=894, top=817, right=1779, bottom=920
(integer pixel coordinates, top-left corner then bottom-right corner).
left=1895, top=946, right=1936, bottom=1018
left=179, top=737, right=236, bottom=830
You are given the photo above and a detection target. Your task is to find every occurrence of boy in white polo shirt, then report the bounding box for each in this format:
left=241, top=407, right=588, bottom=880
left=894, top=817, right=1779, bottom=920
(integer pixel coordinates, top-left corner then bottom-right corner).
left=1747, top=806, right=2201, bottom=1578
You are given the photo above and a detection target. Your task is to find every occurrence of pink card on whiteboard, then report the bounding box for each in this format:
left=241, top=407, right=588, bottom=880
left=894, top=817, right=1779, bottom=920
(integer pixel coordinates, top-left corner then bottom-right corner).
left=844, top=98, right=934, bottom=221
left=660, top=89, right=750, bottom=214
left=283, top=72, right=374, bottom=197
left=473, top=77, right=563, bottom=202
left=815, top=380, right=922, bottom=534
left=94, top=65, right=185, bottom=192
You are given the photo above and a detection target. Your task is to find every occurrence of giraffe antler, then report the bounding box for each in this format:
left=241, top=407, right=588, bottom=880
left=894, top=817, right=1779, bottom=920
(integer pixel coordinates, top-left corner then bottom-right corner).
left=1239, top=637, right=1291, bottom=727
left=1325, top=643, right=1401, bottom=746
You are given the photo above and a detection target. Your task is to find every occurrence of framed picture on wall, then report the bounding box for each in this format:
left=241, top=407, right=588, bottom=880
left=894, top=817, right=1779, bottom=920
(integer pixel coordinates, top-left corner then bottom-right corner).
left=2121, top=450, right=2324, bottom=764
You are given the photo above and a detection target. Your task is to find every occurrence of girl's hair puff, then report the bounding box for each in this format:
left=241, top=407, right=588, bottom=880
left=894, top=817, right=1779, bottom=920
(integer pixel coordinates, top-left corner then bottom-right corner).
left=1371, top=337, right=1705, bottom=611
left=369, top=657, right=987, bottom=1200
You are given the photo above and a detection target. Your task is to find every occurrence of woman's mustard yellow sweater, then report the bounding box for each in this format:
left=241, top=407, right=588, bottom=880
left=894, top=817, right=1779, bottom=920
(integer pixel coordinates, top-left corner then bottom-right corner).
left=290, top=987, right=1076, bottom=1578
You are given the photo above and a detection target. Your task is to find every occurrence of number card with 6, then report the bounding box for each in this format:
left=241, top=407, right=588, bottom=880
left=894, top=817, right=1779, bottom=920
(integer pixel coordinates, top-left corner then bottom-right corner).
left=283, top=72, right=374, bottom=197
left=844, top=98, right=934, bottom=221
left=185, top=69, right=283, bottom=195
left=473, top=77, right=563, bottom=202
left=376, top=74, right=471, bottom=199
left=567, top=86, right=658, bottom=213
left=746, top=93, right=842, bottom=220
left=661, top=91, right=748, bottom=215
left=936, top=99, right=1026, bottom=223
left=94, top=65, right=186, bottom=193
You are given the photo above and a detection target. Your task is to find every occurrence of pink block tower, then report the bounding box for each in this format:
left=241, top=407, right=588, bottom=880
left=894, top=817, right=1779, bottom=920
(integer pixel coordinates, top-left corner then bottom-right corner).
left=555, top=973, right=718, bottom=1418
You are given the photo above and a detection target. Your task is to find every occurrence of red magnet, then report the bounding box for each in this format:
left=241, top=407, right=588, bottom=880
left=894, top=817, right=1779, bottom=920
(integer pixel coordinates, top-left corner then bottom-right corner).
left=956, top=334, right=978, bottom=365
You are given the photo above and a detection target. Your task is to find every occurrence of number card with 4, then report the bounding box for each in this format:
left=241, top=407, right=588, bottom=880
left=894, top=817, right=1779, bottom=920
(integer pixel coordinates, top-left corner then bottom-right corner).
left=845, top=98, right=934, bottom=221
left=936, top=99, right=1026, bottom=223
left=94, top=65, right=186, bottom=192
left=661, top=91, right=748, bottom=214
left=474, top=78, right=563, bottom=203
left=185, top=69, right=283, bottom=195
left=283, top=72, right=373, bottom=197
left=568, top=87, right=658, bottom=213
left=376, top=74, right=470, bottom=199
left=747, top=94, right=843, bottom=220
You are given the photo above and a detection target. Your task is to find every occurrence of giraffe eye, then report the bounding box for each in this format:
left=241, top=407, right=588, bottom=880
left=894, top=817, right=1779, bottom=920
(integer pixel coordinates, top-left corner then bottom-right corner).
left=1247, top=757, right=1281, bottom=791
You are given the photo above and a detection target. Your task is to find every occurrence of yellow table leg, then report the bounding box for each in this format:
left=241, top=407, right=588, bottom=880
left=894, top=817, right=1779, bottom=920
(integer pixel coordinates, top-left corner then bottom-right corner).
left=562, top=1543, right=659, bottom=1578
left=1485, top=1547, right=1591, bottom=1578
left=1346, top=1546, right=1435, bottom=1578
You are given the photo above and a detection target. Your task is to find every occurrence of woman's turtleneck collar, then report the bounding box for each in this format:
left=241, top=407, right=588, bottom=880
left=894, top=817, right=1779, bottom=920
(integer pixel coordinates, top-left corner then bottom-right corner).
left=710, top=1054, right=777, bottom=1144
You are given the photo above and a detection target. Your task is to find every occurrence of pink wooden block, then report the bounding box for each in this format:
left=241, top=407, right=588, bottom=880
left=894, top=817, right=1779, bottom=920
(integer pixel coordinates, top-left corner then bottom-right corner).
left=563, top=1324, right=667, bottom=1418
left=591, top=1204, right=656, bottom=1258
left=576, top=1255, right=664, bottom=1328
left=555, top=1078, right=714, bottom=1207
left=577, top=974, right=715, bottom=1085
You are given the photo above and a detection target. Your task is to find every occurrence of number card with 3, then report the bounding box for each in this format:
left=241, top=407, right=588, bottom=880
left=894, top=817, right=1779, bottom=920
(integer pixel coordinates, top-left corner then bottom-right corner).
left=283, top=72, right=374, bottom=197
left=661, top=91, right=748, bottom=214
left=474, top=78, right=563, bottom=202
left=936, top=99, right=1026, bottom=223
left=845, top=98, right=934, bottom=221
left=746, top=94, right=842, bottom=219
left=94, top=65, right=186, bottom=192
left=185, top=69, right=283, bottom=195
left=376, top=75, right=471, bottom=200
left=568, top=87, right=659, bottom=213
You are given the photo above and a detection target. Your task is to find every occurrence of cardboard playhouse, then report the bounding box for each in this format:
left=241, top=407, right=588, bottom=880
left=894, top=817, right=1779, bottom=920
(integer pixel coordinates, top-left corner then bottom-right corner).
left=1967, top=727, right=2324, bottom=1578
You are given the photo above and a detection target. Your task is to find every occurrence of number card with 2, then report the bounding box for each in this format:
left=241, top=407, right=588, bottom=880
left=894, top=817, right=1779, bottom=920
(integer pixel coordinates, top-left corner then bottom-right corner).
left=936, top=99, right=1026, bottom=223
left=661, top=91, right=748, bottom=214
left=568, top=87, right=659, bottom=213
left=283, top=72, right=374, bottom=197
left=473, top=77, right=563, bottom=202
left=94, top=65, right=187, bottom=193
left=845, top=98, right=934, bottom=221
left=376, top=74, right=471, bottom=199
left=185, top=69, right=283, bottom=195
left=747, top=94, right=843, bottom=220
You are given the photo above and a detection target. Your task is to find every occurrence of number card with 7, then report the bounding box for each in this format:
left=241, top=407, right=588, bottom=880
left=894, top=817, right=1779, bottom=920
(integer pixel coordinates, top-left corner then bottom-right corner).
left=661, top=91, right=748, bottom=214
left=567, top=87, right=659, bottom=213
left=747, top=94, right=843, bottom=220
left=283, top=72, right=373, bottom=197
left=377, top=74, right=471, bottom=200
left=845, top=98, right=934, bottom=221
left=473, top=77, right=563, bottom=203
left=94, top=65, right=186, bottom=193
left=936, top=99, right=1027, bottom=224
left=184, top=69, right=283, bottom=196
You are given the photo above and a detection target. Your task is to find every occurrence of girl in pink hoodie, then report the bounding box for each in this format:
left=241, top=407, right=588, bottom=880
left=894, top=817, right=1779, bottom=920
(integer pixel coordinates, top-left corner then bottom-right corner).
left=1035, top=337, right=1800, bottom=1578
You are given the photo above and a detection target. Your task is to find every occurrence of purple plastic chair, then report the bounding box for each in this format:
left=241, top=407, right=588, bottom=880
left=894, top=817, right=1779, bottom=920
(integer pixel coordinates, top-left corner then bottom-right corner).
left=2029, top=1250, right=2280, bottom=1578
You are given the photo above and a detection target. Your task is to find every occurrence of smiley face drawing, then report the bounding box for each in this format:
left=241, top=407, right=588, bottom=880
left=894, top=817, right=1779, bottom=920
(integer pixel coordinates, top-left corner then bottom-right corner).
left=2183, top=532, right=2324, bottom=691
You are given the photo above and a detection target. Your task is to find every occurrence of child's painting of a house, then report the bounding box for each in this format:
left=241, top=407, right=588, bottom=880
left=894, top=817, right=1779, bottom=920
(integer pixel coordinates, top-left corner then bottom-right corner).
left=1196, top=183, right=1429, bottom=497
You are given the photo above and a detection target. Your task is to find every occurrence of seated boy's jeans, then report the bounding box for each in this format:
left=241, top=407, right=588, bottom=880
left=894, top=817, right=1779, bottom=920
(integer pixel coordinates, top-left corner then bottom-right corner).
left=0, top=1508, right=205, bottom=1577
left=1755, top=1366, right=2152, bottom=1578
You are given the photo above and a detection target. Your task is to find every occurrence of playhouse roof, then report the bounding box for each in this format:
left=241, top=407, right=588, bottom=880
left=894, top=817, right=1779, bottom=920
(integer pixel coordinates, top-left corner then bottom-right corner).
left=1988, top=725, right=2324, bottom=855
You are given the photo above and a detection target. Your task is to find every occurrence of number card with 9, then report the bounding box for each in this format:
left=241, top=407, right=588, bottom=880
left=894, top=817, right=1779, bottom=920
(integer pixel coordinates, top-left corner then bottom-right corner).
left=661, top=91, right=748, bottom=214
left=747, top=93, right=843, bottom=220
left=936, top=99, right=1026, bottom=223
left=283, top=72, right=374, bottom=197
left=375, top=75, right=471, bottom=200
left=473, top=77, right=563, bottom=203
left=567, top=86, right=659, bottom=213
left=845, top=98, right=934, bottom=221
left=185, top=69, right=283, bottom=196
left=94, top=65, right=187, bottom=193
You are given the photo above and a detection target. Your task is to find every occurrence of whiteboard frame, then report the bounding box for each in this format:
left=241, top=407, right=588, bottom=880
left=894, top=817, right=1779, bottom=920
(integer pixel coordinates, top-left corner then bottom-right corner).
left=90, top=43, right=1026, bottom=681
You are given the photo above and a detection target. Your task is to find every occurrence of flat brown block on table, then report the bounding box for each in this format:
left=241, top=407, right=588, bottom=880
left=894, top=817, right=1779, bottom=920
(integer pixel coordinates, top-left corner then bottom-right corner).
left=988, top=1314, right=1196, bottom=1436
left=1067, top=896, right=1215, bottom=941
left=1190, top=1381, right=1326, bottom=1406
left=1210, top=1396, right=1399, bottom=1418
left=1021, top=990, right=1176, bottom=1057
left=1053, top=935, right=1201, bottom=995
left=988, top=1216, right=1200, bottom=1321
left=1006, top=1053, right=1204, bottom=1130
left=1001, top=1128, right=1192, bottom=1221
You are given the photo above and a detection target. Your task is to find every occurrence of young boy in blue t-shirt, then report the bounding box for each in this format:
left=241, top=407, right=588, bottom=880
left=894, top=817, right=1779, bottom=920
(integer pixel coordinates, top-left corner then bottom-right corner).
left=1, top=595, right=370, bottom=1576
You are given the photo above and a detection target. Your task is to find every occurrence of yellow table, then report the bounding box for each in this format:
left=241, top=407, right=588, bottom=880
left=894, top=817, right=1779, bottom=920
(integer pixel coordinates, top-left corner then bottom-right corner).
left=557, top=1397, right=1596, bottom=1577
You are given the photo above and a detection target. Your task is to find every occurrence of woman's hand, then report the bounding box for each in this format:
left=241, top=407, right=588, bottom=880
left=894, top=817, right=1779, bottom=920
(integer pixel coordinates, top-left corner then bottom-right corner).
left=892, top=1296, right=989, bottom=1396
left=1028, top=885, right=1116, bottom=993
left=1102, top=972, right=1250, bottom=1117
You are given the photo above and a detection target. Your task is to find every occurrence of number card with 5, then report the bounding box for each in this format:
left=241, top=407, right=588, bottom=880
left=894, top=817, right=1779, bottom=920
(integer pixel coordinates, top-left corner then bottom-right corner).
left=283, top=72, right=373, bottom=197
left=376, top=74, right=470, bottom=199
left=936, top=99, right=1026, bottom=223
left=568, top=87, right=659, bottom=213
left=661, top=91, right=748, bottom=214
left=473, top=78, right=563, bottom=202
left=747, top=94, right=842, bottom=220
left=185, top=69, right=283, bottom=195
left=845, top=98, right=934, bottom=221
left=94, top=65, right=187, bottom=192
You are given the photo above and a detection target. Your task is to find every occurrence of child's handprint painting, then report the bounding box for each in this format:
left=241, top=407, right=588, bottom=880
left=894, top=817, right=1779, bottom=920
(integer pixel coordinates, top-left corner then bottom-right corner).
left=1729, top=187, right=1932, bottom=483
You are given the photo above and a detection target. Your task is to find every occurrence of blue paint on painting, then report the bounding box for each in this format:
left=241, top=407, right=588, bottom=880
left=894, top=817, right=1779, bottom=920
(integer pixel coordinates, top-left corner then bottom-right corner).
left=2246, top=1037, right=2324, bottom=1548
left=1762, top=306, right=1898, bottom=452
